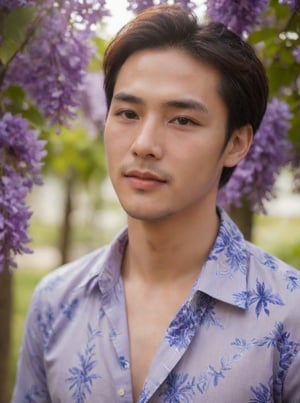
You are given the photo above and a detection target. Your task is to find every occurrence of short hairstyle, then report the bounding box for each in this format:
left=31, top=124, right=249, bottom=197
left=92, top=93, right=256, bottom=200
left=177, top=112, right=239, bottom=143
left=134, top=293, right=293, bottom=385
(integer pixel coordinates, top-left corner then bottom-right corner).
left=103, top=5, right=269, bottom=187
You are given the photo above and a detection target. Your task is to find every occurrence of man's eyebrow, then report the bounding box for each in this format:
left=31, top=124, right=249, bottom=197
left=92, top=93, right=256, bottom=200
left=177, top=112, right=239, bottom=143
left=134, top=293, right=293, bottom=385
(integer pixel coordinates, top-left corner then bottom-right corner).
left=113, top=92, right=144, bottom=105
left=113, top=92, right=208, bottom=113
left=164, top=99, right=208, bottom=114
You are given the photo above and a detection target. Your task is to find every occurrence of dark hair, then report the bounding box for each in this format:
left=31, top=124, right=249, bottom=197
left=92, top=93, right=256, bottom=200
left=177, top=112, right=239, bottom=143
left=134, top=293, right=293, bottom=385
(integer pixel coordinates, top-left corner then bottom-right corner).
left=103, top=5, right=269, bottom=187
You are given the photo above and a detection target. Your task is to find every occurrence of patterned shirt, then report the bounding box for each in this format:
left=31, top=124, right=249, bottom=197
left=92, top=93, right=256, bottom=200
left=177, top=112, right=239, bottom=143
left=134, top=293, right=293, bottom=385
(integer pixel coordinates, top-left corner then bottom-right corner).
left=13, top=209, right=300, bottom=403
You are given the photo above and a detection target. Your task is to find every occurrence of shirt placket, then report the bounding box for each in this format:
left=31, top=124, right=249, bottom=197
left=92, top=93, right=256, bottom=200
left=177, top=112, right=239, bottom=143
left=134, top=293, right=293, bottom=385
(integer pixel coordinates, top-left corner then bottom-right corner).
left=139, top=295, right=200, bottom=401
left=101, top=279, right=134, bottom=402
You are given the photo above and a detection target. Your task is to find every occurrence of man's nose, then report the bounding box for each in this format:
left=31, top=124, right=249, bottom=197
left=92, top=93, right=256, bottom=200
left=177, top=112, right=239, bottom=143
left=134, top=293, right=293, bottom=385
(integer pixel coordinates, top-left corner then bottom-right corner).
left=130, top=118, right=164, bottom=159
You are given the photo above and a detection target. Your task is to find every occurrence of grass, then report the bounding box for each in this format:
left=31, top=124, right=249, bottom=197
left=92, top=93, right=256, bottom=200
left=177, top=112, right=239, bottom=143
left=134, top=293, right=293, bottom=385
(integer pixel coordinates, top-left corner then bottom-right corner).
left=8, top=214, right=300, bottom=398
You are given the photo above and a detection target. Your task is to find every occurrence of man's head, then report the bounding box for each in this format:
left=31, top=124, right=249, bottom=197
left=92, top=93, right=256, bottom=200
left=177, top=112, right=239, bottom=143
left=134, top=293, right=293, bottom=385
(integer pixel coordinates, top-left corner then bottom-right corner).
left=103, top=5, right=268, bottom=188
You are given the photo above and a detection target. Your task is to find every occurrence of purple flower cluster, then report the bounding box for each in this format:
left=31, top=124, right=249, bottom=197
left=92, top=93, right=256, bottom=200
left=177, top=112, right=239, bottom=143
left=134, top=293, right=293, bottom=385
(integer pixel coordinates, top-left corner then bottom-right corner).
left=206, top=0, right=270, bottom=37
left=279, top=0, right=300, bottom=12
left=57, top=0, right=110, bottom=32
left=293, top=45, right=300, bottom=63
left=127, top=0, right=196, bottom=14
left=218, top=98, right=293, bottom=213
left=80, top=72, right=107, bottom=138
left=4, top=0, right=110, bottom=126
left=0, top=113, right=46, bottom=271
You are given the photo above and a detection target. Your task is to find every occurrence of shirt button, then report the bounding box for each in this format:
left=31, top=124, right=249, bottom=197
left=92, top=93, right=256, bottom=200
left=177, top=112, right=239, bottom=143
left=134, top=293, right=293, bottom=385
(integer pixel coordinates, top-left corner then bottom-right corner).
left=118, top=388, right=125, bottom=397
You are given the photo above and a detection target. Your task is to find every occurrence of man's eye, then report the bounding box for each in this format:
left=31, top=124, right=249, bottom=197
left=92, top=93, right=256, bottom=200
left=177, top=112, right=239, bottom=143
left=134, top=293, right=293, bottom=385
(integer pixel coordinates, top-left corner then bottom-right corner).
left=173, top=116, right=197, bottom=126
left=120, top=110, right=138, bottom=119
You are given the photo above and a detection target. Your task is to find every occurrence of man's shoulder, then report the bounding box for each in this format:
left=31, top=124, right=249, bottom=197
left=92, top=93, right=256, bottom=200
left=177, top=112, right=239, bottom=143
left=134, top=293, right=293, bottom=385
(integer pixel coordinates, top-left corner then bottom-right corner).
left=246, top=240, right=298, bottom=274
left=33, top=245, right=109, bottom=303
left=246, top=240, right=300, bottom=300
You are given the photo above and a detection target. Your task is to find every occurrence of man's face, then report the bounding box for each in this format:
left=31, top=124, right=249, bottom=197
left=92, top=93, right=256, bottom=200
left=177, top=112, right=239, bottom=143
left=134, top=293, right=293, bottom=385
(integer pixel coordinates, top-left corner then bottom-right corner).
left=104, top=48, right=237, bottom=222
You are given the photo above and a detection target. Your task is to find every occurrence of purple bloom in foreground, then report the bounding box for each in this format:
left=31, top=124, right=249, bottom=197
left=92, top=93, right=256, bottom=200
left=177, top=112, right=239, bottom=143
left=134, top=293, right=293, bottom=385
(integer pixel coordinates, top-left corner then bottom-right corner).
left=80, top=73, right=107, bottom=138
left=207, top=0, right=270, bottom=36
left=6, top=12, right=92, bottom=126
left=0, top=113, right=46, bottom=271
left=218, top=98, right=292, bottom=213
left=4, top=1, right=109, bottom=126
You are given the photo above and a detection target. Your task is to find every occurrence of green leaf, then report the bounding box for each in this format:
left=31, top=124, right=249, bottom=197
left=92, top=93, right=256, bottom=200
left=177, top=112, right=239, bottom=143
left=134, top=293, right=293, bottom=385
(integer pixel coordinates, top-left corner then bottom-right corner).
left=2, top=85, right=25, bottom=109
left=0, top=7, right=35, bottom=63
left=0, top=38, right=17, bottom=63
left=248, top=28, right=278, bottom=45
left=2, top=7, right=35, bottom=44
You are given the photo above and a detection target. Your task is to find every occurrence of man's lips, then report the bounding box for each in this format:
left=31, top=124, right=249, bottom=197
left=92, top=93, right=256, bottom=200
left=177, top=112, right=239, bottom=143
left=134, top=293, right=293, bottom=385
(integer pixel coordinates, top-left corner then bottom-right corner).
left=124, top=169, right=167, bottom=182
left=124, top=169, right=167, bottom=190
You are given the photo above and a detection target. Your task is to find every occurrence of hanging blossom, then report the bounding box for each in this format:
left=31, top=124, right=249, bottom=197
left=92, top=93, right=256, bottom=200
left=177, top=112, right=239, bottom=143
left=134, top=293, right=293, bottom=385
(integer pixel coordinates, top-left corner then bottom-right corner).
left=206, top=0, right=270, bottom=37
left=0, top=113, right=46, bottom=271
left=218, top=98, right=293, bottom=213
left=3, top=0, right=110, bottom=126
left=80, top=72, right=107, bottom=138
left=279, top=0, right=300, bottom=12
left=127, top=0, right=196, bottom=14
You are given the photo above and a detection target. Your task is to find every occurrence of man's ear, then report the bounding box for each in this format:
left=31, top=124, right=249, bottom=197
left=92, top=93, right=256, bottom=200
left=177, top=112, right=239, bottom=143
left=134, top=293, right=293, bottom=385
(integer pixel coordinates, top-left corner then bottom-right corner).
left=223, top=124, right=253, bottom=168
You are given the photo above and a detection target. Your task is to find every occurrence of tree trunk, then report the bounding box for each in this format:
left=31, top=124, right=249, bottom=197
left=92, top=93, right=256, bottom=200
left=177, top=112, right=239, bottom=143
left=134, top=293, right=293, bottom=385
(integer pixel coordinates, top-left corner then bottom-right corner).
left=0, top=266, right=13, bottom=403
left=59, top=174, right=75, bottom=265
left=228, top=199, right=254, bottom=241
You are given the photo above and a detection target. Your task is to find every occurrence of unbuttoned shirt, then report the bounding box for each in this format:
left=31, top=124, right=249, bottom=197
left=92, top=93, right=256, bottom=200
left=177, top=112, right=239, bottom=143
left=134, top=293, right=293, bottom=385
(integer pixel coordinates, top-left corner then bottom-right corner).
left=12, top=209, right=300, bottom=403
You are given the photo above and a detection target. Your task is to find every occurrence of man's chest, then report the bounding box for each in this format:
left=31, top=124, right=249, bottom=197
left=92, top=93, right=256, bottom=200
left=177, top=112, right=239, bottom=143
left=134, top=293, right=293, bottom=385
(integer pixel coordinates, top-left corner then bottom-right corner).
left=42, top=294, right=285, bottom=403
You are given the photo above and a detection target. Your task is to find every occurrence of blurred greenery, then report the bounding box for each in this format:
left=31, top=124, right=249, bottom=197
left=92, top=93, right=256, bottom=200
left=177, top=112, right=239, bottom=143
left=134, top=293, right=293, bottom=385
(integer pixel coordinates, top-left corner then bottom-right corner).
left=254, top=215, right=300, bottom=268
left=8, top=213, right=300, bottom=398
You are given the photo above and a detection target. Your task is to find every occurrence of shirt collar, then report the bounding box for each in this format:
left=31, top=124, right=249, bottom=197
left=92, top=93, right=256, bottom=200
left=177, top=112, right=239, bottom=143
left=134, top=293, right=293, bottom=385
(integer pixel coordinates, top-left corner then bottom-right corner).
left=191, top=208, right=249, bottom=309
left=97, top=227, right=128, bottom=294
left=95, top=208, right=249, bottom=309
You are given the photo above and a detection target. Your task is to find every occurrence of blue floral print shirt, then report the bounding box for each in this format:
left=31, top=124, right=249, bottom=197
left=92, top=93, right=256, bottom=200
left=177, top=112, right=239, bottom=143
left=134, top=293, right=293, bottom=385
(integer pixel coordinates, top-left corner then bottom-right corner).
left=13, top=209, right=300, bottom=403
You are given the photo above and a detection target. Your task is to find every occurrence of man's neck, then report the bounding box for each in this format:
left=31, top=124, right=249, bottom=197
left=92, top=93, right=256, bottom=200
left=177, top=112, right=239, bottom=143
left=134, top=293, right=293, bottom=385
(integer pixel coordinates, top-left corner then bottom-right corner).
left=122, top=205, right=220, bottom=285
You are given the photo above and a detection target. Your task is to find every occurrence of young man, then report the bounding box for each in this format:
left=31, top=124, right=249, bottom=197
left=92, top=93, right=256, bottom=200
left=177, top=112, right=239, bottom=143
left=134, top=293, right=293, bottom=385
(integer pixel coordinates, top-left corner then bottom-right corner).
left=13, top=5, right=300, bottom=403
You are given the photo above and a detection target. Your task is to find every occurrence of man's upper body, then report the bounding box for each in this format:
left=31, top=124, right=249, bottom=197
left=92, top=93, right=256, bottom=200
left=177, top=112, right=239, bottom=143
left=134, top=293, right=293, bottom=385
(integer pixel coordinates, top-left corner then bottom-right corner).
left=12, top=208, right=300, bottom=402
left=13, top=5, right=300, bottom=403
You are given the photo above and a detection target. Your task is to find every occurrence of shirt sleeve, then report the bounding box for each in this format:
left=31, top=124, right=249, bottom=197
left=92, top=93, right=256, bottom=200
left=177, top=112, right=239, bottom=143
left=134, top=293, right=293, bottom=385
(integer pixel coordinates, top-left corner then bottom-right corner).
left=11, top=284, right=51, bottom=403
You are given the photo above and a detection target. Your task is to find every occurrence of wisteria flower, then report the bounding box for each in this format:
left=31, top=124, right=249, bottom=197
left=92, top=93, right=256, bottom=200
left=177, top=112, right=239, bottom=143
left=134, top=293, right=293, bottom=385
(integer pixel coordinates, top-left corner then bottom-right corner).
left=4, top=1, right=109, bottom=126
left=0, top=113, right=46, bottom=271
left=206, top=0, right=270, bottom=37
left=218, top=98, right=293, bottom=213
left=80, top=72, right=107, bottom=138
